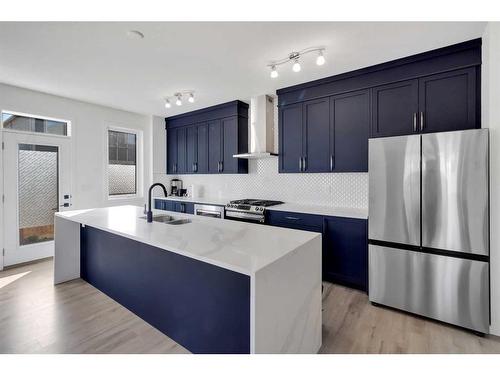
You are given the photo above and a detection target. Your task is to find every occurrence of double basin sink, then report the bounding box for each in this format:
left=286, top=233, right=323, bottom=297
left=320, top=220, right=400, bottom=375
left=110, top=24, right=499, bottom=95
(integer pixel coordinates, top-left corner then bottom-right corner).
left=140, top=214, right=191, bottom=225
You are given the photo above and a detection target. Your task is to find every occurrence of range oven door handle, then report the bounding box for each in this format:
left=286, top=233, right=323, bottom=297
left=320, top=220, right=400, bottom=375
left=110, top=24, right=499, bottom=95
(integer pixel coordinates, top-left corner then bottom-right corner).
left=225, top=210, right=265, bottom=222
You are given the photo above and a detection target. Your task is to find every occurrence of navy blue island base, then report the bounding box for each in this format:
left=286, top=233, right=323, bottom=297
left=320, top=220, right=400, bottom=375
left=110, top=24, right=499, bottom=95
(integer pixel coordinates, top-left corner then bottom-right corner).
left=80, top=225, right=251, bottom=354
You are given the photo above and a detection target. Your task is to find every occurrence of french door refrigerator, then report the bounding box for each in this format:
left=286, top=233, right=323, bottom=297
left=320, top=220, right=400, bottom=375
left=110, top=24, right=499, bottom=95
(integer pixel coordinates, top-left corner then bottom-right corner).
left=368, top=129, right=489, bottom=333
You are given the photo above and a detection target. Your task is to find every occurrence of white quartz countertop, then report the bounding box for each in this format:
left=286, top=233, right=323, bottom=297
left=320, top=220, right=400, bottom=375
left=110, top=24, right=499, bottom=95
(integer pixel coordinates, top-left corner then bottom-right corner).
left=154, top=196, right=368, bottom=219
left=56, top=205, right=320, bottom=276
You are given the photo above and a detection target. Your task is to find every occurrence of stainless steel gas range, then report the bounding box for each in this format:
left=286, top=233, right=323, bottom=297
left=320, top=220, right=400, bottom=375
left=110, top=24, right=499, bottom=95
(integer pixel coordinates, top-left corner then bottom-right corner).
left=225, top=199, right=283, bottom=223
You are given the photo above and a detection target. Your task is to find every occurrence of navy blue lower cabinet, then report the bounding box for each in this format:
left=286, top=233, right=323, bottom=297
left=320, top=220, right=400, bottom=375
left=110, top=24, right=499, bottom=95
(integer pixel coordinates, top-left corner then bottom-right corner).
left=267, top=210, right=368, bottom=292
left=266, top=210, right=323, bottom=232
left=154, top=199, right=164, bottom=210
left=154, top=199, right=193, bottom=214
left=322, top=216, right=368, bottom=291
left=173, top=201, right=194, bottom=214
left=80, top=226, right=251, bottom=354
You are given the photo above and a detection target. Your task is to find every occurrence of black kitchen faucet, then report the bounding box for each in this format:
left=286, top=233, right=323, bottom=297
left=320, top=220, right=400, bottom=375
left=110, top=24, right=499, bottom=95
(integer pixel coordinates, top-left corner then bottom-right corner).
left=146, top=183, right=168, bottom=222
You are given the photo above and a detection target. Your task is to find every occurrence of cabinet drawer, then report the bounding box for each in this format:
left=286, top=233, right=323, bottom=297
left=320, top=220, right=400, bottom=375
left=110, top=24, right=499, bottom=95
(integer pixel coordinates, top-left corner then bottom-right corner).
left=266, top=210, right=323, bottom=232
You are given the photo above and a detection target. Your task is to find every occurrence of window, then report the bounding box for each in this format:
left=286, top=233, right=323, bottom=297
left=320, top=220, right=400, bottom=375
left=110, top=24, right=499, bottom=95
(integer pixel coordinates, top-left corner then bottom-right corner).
left=108, top=129, right=137, bottom=196
left=2, top=112, right=69, bottom=136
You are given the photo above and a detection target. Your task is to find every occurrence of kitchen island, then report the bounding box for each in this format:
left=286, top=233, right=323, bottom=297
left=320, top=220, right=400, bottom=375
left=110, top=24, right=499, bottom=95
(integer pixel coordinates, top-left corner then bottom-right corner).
left=53, top=205, right=322, bottom=354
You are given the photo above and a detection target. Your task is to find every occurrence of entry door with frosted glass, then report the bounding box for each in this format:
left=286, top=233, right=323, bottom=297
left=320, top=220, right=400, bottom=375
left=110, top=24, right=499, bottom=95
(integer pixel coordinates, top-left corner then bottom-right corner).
left=2, top=129, right=71, bottom=267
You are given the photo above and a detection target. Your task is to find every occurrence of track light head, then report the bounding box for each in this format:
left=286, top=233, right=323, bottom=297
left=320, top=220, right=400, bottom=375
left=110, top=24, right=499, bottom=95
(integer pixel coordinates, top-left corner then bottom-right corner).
left=188, top=93, right=195, bottom=103
left=292, top=59, right=301, bottom=72
left=175, top=94, right=182, bottom=106
left=165, top=99, right=171, bottom=109
left=270, top=65, right=278, bottom=78
left=316, top=50, right=325, bottom=66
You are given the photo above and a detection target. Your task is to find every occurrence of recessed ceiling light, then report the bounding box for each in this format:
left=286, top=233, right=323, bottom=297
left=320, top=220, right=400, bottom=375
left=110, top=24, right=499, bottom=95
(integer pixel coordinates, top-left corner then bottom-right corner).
left=127, top=30, right=144, bottom=40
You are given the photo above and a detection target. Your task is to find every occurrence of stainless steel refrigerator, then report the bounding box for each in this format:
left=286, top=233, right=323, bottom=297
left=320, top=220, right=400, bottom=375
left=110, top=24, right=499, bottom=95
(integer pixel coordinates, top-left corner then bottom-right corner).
left=368, top=129, right=489, bottom=333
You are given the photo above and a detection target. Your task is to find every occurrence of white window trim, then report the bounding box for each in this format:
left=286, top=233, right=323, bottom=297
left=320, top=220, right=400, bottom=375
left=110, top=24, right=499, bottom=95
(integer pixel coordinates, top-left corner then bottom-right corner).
left=1, top=109, right=72, bottom=137
left=104, top=124, right=144, bottom=201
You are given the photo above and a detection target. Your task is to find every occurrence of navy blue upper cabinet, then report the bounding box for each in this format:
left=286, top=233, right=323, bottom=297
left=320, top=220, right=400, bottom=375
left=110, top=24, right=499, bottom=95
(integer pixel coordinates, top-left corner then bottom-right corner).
left=303, top=98, right=331, bottom=173
left=166, top=101, right=248, bottom=175
left=331, top=90, right=370, bottom=172
left=279, top=103, right=303, bottom=173
left=418, top=67, right=477, bottom=133
left=208, top=119, right=222, bottom=173
left=175, top=127, right=187, bottom=174
left=197, top=123, right=209, bottom=174
left=371, top=79, right=419, bottom=138
left=279, top=92, right=370, bottom=173
left=222, top=117, right=237, bottom=173
left=186, top=123, right=209, bottom=174
left=186, top=125, right=198, bottom=173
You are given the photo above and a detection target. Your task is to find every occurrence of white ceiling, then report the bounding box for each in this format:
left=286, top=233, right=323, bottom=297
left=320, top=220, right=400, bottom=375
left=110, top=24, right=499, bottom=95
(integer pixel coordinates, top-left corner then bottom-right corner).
left=0, top=22, right=487, bottom=117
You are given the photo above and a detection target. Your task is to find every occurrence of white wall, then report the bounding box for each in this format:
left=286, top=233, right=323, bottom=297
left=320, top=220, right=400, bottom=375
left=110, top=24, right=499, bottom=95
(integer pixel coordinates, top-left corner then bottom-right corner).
left=0, top=83, right=152, bottom=210
left=482, top=22, right=500, bottom=336
left=152, top=115, right=166, bottom=174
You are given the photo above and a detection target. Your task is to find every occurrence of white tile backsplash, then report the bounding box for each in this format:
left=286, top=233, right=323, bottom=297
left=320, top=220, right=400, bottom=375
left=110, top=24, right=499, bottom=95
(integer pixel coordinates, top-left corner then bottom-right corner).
left=154, top=157, right=368, bottom=209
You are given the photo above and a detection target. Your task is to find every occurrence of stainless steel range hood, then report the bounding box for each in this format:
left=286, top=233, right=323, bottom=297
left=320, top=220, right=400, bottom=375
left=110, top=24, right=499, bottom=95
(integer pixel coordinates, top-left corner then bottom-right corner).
left=233, top=95, right=277, bottom=159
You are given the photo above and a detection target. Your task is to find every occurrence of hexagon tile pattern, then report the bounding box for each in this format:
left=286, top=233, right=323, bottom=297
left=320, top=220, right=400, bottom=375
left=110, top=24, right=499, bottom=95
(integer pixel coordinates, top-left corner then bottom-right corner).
left=154, top=158, right=368, bottom=209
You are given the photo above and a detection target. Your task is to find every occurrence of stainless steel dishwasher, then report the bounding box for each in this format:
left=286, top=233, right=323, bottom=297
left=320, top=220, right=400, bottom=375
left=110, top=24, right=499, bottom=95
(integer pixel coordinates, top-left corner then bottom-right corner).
left=194, top=204, right=225, bottom=219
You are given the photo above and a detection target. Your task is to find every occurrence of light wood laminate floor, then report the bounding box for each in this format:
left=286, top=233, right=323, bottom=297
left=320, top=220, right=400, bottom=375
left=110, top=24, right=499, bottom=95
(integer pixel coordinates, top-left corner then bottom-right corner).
left=1, top=258, right=500, bottom=354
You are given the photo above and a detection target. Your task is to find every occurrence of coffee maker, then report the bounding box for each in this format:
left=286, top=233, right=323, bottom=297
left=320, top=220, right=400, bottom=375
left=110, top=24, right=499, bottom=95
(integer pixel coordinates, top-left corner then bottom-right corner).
left=170, top=178, right=183, bottom=196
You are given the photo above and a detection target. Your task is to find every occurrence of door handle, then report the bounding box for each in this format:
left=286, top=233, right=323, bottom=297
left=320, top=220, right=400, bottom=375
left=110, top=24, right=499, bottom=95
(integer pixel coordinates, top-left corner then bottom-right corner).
left=220, top=161, right=223, bottom=172
left=303, top=156, right=307, bottom=171
left=195, top=162, right=198, bottom=172
left=192, top=163, right=195, bottom=172
left=59, top=203, right=71, bottom=208
left=420, top=112, right=424, bottom=131
left=217, top=161, right=221, bottom=173
left=285, top=216, right=300, bottom=221
left=413, top=112, right=417, bottom=132
left=330, top=155, right=334, bottom=171
left=299, top=157, right=302, bottom=172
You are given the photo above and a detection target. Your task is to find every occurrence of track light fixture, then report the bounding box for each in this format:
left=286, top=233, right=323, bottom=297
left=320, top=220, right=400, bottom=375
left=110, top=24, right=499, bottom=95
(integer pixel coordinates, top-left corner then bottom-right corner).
left=163, top=91, right=195, bottom=110
left=267, top=47, right=326, bottom=78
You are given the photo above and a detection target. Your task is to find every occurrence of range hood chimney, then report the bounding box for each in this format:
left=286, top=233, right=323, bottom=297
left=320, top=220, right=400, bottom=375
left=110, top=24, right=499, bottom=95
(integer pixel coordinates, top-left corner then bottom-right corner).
left=233, top=94, right=277, bottom=159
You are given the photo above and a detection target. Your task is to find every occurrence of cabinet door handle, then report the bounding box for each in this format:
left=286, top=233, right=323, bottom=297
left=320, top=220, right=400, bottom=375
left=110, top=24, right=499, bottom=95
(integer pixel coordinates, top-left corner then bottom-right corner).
left=192, top=163, right=195, bottom=172
left=413, top=112, right=417, bottom=132
left=195, top=162, right=198, bottom=172
left=420, top=112, right=424, bottom=131
left=330, top=155, right=334, bottom=171
left=217, top=161, right=221, bottom=173
left=220, top=161, right=223, bottom=172
left=299, top=157, right=302, bottom=172
left=285, top=216, right=300, bottom=221
left=303, top=156, right=307, bottom=171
